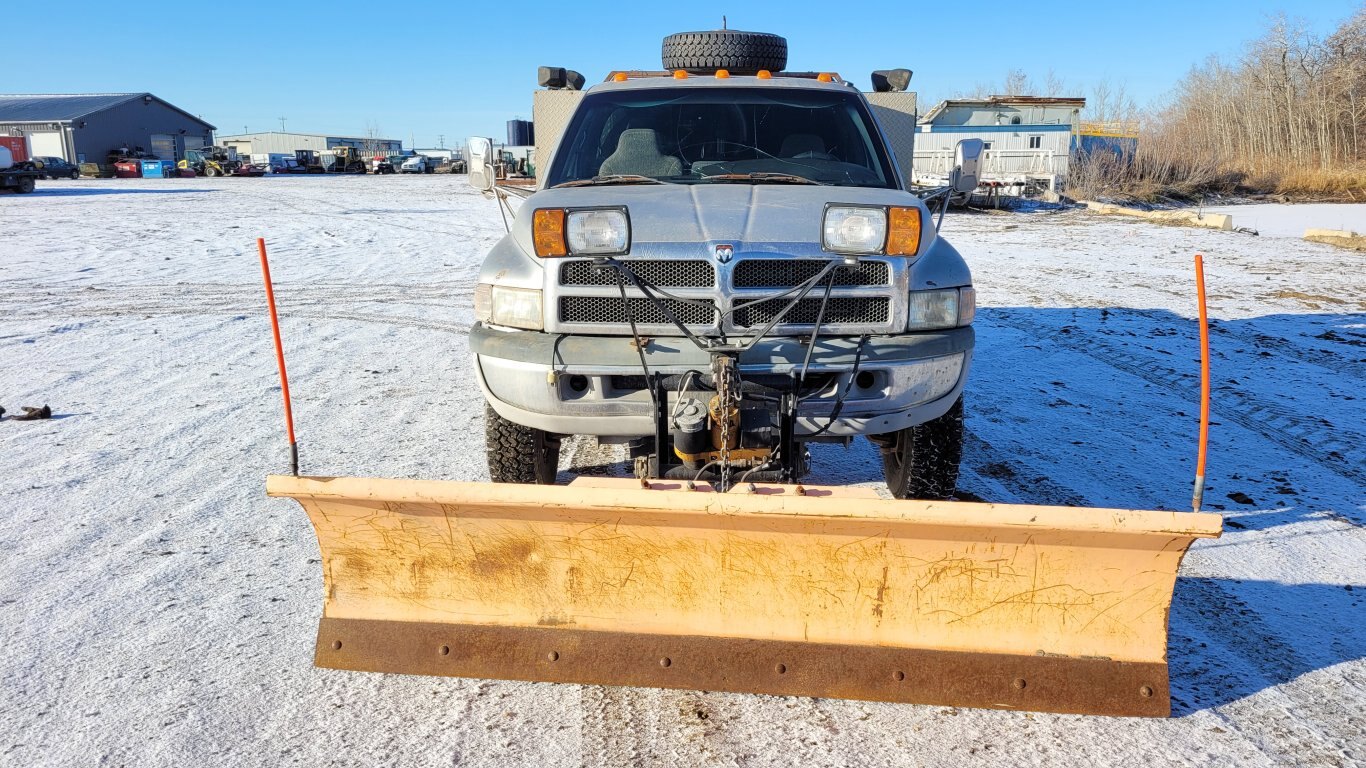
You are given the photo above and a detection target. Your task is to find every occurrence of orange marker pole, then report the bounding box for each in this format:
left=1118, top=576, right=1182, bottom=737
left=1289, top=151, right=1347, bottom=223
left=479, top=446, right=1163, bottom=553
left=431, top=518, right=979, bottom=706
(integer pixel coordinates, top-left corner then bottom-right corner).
left=257, top=237, right=298, bottom=476
left=1192, top=253, right=1210, bottom=512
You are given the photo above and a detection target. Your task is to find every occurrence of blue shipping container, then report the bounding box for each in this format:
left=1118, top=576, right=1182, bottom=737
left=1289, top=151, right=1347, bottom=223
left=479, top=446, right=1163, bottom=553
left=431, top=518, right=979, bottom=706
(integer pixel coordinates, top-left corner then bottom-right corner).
left=141, top=160, right=164, bottom=178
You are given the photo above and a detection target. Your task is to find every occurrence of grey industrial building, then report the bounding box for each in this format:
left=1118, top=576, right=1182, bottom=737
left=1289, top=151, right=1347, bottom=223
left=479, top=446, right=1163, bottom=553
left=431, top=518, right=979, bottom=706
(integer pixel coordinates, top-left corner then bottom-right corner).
left=0, top=93, right=216, bottom=164
left=216, top=131, right=403, bottom=156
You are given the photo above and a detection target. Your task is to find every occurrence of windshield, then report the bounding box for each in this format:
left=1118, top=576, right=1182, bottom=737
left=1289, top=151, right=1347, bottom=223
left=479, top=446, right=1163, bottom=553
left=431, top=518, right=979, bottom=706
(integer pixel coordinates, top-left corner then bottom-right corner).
left=545, top=86, right=897, bottom=188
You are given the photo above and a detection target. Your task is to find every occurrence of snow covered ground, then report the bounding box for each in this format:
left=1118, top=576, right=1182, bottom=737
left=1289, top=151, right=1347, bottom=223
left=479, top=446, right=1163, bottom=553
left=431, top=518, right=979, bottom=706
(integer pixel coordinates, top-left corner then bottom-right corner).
left=1201, top=202, right=1365, bottom=238
left=1, top=176, right=1362, bottom=767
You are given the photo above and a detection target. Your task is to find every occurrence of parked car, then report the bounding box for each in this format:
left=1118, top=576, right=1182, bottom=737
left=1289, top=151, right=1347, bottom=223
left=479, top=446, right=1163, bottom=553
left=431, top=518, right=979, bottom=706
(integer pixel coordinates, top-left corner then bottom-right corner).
left=35, top=156, right=81, bottom=180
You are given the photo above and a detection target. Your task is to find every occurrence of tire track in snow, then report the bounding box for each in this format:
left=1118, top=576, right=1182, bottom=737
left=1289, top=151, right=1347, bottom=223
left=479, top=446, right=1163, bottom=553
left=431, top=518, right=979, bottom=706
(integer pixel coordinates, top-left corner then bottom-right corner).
left=0, top=283, right=473, bottom=334
left=990, top=313, right=1366, bottom=487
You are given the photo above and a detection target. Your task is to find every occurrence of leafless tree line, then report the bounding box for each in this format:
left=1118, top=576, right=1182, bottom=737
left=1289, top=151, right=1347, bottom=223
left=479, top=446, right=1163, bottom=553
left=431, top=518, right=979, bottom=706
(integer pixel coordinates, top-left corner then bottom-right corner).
left=968, top=7, right=1365, bottom=199
left=1081, top=7, right=1366, bottom=199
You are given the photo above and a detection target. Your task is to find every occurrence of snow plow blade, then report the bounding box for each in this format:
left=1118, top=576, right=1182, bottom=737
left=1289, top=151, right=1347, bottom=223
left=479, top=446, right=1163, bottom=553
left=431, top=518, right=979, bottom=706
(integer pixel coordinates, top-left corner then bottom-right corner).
left=268, top=474, right=1222, bottom=717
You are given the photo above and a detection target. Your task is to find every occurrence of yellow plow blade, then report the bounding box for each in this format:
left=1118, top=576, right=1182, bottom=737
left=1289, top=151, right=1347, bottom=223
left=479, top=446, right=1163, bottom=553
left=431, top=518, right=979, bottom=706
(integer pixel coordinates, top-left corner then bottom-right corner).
left=268, top=474, right=1221, bottom=717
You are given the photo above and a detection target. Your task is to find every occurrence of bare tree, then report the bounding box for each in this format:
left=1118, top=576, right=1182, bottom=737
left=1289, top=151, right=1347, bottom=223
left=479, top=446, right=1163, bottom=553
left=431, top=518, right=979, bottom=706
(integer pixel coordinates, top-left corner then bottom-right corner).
left=1079, top=3, right=1366, bottom=199
left=362, top=120, right=388, bottom=155
left=1001, top=68, right=1034, bottom=96
left=1044, top=69, right=1068, bottom=97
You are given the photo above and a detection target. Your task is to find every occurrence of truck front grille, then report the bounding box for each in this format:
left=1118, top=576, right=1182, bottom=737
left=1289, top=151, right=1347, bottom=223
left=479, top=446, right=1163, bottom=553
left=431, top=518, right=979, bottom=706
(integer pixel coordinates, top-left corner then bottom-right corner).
left=560, top=259, right=715, bottom=288
left=731, top=297, right=890, bottom=328
left=732, top=259, right=890, bottom=288
left=559, top=296, right=718, bottom=326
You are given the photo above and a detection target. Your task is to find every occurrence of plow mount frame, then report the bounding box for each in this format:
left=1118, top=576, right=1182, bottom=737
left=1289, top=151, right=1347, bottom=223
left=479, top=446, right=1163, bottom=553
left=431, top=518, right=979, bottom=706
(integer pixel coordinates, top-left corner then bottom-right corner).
left=269, top=474, right=1222, bottom=717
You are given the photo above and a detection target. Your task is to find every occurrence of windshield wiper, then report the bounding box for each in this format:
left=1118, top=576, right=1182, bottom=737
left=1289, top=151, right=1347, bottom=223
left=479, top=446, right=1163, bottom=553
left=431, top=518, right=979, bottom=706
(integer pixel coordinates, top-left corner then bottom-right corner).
left=701, top=172, right=825, bottom=186
left=553, top=174, right=668, bottom=188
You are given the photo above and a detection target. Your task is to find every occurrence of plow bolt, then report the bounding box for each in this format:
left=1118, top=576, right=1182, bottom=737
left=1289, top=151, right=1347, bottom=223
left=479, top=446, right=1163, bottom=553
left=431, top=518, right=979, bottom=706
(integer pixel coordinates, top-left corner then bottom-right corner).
left=660, top=657, right=672, bottom=668
left=1013, top=678, right=1027, bottom=690
left=546, top=651, right=559, bottom=662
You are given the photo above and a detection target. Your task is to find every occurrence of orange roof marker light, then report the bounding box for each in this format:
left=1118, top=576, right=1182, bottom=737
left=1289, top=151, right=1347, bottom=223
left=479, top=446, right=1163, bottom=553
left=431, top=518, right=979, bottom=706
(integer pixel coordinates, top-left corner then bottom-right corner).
left=715, top=69, right=730, bottom=79
left=756, top=70, right=772, bottom=79
left=817, top=72, right=833, bottom=83
left=673, top=70, right=688, bottom=79
left=612, top=72, right=628, bottom=82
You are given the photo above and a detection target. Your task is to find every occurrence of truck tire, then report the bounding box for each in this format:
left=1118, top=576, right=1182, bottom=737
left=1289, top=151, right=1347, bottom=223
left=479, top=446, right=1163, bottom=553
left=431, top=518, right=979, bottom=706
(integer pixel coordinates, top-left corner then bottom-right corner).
left=485, top=404, right=560, bottom=484
left=875, top=396, right=963, bottom=500
left=15, top=176, right=35, bottom=194
left=69, top=169, right=80, bottom=180
left=661, top=30, right=788, bottom=74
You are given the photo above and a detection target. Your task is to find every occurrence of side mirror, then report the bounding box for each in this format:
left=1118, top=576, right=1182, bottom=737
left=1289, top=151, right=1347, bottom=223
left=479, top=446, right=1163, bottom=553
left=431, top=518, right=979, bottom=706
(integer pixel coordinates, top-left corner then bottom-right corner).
left=467, top=137, right=494, bottom=192
left=951, top=138, right=985, bottom=195
left=870, top=68, right=912, bottom=93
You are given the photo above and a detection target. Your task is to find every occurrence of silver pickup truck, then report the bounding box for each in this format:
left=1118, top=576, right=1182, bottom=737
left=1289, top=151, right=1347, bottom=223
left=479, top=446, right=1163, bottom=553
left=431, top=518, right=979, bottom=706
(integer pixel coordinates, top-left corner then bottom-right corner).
left=467, top=30, right=981, bottom=498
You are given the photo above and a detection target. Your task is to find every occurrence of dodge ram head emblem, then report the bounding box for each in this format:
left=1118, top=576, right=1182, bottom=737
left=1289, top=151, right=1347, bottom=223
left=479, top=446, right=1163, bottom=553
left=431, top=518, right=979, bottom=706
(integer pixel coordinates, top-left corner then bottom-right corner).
left=714, top=244, right=734, bottom=263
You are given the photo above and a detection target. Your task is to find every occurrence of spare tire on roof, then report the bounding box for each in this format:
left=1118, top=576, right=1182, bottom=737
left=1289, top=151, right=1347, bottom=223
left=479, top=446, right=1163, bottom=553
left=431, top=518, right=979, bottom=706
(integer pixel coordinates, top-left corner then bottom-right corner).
left=661, top=30, right=788, bottom=75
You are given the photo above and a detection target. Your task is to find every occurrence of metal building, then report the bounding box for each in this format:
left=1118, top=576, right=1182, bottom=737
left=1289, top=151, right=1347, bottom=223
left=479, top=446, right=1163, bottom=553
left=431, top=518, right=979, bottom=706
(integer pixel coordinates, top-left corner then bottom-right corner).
left=914, top=96, right=1085, bottom=190
left=216, top=131, right=403, bottom=156
left=0, top=93, right=216, bottom=165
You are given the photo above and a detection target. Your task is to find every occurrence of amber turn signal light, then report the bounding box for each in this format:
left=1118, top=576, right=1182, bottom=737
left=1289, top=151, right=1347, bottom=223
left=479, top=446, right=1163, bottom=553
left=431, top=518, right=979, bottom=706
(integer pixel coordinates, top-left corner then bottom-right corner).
left=533, top=209, right=568, bottom=257
left=886, top=206, right=922, bottom=256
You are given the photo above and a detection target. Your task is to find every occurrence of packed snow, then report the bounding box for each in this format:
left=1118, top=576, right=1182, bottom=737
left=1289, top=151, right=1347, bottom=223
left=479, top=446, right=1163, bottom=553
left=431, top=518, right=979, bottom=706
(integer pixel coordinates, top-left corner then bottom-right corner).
left=1, top=176, right=1362, bottom=767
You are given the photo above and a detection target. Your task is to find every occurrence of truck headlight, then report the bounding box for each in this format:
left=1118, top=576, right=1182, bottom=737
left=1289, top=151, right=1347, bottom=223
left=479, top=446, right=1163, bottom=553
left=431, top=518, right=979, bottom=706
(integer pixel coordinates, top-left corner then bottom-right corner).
left=907, top=289, right=960, bottom=331
left=822, top=206, right=887, bottom=254
left=475, top=284, right=543, bottom=330
left=535, top=207, right=631, bottom=257
left=567, top=209, right=630, bottom=255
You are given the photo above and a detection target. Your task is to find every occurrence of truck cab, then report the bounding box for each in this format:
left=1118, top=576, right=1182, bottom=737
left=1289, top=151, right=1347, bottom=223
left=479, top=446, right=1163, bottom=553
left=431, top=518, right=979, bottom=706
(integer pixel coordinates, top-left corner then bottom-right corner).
left=469, top=31, right=978, bottom=498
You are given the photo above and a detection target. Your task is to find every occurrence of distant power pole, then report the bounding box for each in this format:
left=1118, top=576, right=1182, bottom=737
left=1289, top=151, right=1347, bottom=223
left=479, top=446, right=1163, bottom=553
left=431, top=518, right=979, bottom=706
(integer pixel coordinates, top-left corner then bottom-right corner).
left=278, top=117, right=287, bottom=132
left=438, top=134, right=445, bottom=148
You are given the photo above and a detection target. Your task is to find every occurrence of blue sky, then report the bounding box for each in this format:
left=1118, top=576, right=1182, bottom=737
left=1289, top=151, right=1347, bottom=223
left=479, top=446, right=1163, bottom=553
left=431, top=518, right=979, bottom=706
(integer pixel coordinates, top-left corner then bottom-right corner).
left=15, top=0, right=1361, bottom=148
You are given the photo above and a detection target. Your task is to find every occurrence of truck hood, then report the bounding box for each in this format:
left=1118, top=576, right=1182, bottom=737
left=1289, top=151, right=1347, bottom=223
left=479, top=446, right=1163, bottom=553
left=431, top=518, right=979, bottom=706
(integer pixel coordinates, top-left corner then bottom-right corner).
left=515, top=184, right=931, bottom=259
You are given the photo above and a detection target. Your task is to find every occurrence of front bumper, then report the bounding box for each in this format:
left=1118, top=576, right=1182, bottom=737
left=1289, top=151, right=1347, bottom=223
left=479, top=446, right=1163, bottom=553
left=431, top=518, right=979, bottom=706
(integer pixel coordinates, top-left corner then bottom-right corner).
left=473, top=324, right=973, bottom=437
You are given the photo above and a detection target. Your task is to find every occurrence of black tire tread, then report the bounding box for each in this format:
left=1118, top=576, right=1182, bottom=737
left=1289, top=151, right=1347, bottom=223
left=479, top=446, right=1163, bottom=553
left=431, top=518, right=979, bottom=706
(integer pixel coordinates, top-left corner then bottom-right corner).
left=878, top=396, right=964, bottom=500
left=661, top=30, right=787, bottom=74
left=485, top=404, right=560, bottom=484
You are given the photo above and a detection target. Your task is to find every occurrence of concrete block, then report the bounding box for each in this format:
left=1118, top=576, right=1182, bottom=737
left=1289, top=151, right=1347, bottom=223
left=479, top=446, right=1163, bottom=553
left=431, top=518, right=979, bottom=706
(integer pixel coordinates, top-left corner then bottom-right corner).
left=1304, top=228, right=1366, bottom=251
left=1081, top=201, right=1234, bottom=231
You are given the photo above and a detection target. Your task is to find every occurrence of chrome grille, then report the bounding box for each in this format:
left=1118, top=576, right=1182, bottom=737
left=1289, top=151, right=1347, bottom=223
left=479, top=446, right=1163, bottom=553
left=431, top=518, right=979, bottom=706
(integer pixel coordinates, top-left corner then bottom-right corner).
left=732, top=259, right=889, bottom=288
left=560, top=259, right=715, bottom=288
left=559, top=296, right=718, bottom=326
left=731, top=297, right=890, bottom=328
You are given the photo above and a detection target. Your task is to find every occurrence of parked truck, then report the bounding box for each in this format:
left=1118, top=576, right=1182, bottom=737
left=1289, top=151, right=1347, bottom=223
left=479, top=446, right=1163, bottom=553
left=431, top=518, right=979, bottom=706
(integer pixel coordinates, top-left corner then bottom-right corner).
left=0, top=143, right=40, bottom=194
left=268, top=30, right=1221, bottom=720
left=400, top=154, right=436, bottom=174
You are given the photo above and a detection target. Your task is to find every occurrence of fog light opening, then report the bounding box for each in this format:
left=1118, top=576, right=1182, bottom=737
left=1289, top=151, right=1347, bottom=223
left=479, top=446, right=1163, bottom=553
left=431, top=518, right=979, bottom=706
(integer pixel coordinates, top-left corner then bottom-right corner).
left=568, top=375, right=589, bottom=393
left=855, top=371, right=877, bottom=390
